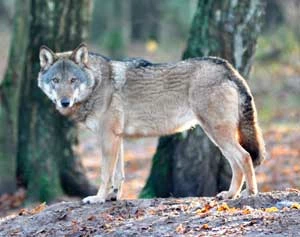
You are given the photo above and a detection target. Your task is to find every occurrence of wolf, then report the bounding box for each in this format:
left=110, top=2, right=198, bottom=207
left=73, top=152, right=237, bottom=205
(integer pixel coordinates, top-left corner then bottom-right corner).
left=38, top=43, right=265, bottom=203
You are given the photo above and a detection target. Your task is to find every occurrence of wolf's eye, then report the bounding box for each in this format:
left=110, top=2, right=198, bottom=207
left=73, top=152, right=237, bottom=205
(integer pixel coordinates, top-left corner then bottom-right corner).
left=70, top=78, right=78, bottom=84
left=52, top=78, right=59, bottom=84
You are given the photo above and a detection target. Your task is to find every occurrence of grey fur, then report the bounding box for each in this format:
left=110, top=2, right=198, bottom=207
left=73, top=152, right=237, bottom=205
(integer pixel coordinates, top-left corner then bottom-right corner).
left=38, top=44, right=266, bottom=203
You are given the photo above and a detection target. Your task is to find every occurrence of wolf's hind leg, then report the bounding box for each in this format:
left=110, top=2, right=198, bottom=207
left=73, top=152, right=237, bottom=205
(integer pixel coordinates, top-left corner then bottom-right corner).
left=217, top=158, right=244, bottom=200
left=199, top=121, right=256, bottom=199
left=213, top=124, right=257, bottom=199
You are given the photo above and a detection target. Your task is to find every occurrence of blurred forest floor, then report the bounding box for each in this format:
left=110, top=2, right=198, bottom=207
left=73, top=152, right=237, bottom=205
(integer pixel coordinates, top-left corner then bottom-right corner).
left=0, top=24, right=299, bottom=217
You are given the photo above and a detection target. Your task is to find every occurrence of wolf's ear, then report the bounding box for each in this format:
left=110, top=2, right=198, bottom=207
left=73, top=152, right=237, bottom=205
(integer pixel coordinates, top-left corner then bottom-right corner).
left=39, top=46, right=55, bottom=70
left=71, top=43, right=88, bottom=65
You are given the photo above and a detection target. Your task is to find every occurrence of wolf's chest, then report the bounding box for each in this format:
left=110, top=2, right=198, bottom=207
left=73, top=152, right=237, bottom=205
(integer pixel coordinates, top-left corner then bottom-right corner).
left=84, top=115, right=100, bottom=132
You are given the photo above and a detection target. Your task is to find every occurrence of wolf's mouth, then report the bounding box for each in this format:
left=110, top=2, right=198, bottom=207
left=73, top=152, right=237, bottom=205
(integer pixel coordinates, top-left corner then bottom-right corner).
left=55, top=101, right=80, bottom=116
left=56, top=105, right=74, bottom=116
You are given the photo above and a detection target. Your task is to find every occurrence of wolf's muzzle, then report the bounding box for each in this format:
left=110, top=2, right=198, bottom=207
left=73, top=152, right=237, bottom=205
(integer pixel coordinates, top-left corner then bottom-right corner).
left=60, top=98, right=70, bottom=108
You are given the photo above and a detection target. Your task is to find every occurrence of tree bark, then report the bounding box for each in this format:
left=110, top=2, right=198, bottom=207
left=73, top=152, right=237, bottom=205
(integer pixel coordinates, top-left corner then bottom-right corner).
left=91, top=0, right=130, bottom=59
left=141, top=0, right=265, bottom=198
left=107, top=0, right=129, bottom=58
left=131, top=0, right=162, bottom=41
left=16, top=0, right=96, bottom=202
left=0, top=0, right=30, bottom=194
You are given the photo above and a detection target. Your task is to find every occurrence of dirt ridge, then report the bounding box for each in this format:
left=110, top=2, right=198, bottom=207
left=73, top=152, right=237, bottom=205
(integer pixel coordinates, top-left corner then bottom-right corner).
left=1, top=191, right=300, bottom=236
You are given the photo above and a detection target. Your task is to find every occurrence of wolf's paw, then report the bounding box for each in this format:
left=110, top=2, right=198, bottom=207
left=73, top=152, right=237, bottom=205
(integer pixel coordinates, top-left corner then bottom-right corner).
left=240, top=188, right=258, bottom=197
left=216, top=191, right=239, bottom=200
left=105, top=188, right=120, bottom=202
left=82, top=195, right=105, bottom=204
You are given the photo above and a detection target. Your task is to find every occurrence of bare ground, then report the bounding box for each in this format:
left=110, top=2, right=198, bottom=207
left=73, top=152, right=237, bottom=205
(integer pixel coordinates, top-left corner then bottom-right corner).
left=1, top=191, right=300, bottom=236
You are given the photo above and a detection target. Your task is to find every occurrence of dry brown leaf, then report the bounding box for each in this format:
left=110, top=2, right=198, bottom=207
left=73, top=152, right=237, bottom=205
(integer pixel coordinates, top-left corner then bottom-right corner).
left=30, top=202, right=47, bottom=214
left=197, top=201, right=218, bottom=214
left=201, top=223, right=210, bottom=230
left=265, top=207, right=278, bottom=213
left=291, top=202, right=300, bottom=209
left=217, top=203, right=236, bottom=212
left=286, top=188, right=300, bottom=193
left=18, top=208, right=30, bottom=216
left=18, top=202, right=47, bottom=216
left=100, top=213, right=114, bottom=222
left=175, top=224, right=186, bottom=234
left=242, top=208, right=251, bottom=215
left=87, top=215, right=96, bottom=221
left=135, top=208, right=146, bottom=218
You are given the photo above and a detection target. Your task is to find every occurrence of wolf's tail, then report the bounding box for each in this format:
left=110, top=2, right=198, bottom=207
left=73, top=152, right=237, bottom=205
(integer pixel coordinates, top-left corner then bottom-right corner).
left=238, top=91, right=265, bottom=166
left=228, top=66, right=266, bottom=167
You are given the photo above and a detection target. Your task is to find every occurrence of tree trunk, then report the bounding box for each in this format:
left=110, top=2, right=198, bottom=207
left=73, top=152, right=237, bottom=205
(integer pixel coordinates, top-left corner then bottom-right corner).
left=107, top=0, right=129, bottom=58
left=141, top=0, right=265, bottom=198
left=0, top=0, right=30, bottom=194
left=16, top=0, right=96, bottom=202
left=131, top=0, right=162, bottom=41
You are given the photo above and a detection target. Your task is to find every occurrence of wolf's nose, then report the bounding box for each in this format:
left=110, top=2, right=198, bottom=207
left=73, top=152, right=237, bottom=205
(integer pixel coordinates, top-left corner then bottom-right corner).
left=60, top=98, right=70, bottom=108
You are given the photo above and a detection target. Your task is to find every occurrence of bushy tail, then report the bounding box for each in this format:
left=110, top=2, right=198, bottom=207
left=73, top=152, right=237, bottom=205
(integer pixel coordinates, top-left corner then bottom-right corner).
left=233, top=78, right=266, bottom=167
left=238, top=93, right=265, bottom=166
left=223, top=61, right=266, bottom=167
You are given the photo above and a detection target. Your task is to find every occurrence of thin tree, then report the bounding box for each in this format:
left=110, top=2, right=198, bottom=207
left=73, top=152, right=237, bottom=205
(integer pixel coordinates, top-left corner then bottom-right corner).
left=0, top=0, right=97, bottom=202
left=0, top=0, right=30, bottom=194
left=141, top=0, right=265, bottom=198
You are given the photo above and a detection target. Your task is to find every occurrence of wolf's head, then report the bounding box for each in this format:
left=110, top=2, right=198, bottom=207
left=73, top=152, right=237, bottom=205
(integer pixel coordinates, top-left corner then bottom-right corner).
left=38, top=43, right=95, bottom=115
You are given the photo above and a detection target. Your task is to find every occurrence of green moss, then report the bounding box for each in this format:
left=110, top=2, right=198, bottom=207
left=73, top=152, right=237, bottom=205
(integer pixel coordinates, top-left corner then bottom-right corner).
left=139, top=186, right=156, bottom=199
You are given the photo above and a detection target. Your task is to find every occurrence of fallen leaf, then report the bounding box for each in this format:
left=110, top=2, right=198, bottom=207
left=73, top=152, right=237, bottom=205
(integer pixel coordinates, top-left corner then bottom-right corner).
left=87, top=215, right=96, bottom=221
left=265, top=207, right=278, bottom=213
left=18, top=202, right=47, bottom=216
left=242, top=208, right=251, bottom=215
left=286, top=188, right=300, bottom=193
left=176, top=224, right=186, bottom=234
left=30, top=202, right=47, bottom=214
left=291, top=202, right=300, bottom=209
left=197, top=201, right=218, bottom=214
left=100, top=213, right=114, bottom=222
left=18, top=208, right=29, bottom=216
left=135, top=208, right=146, bottom=218
left=201, top=223, right=210, bottom=229
left=217, top=203, right=230, bottom=212
left=217, top=203, right=236, bottom=212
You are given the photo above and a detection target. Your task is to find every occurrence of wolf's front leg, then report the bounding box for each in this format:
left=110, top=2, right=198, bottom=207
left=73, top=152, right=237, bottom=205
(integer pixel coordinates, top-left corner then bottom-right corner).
left=106, top=140, right=124, bottom=201
left=82, top=129, right=122, bottom=204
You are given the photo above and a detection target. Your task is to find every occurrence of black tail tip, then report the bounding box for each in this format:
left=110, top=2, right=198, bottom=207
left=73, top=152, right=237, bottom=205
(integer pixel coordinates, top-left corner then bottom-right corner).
left=251, top=150, right=266, bottom=167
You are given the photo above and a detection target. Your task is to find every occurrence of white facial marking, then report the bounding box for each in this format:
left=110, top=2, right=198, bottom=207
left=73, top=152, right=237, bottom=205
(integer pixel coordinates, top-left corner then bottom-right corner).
left=72, top=88, right=79, bottom=105
left=79, top=83, right=86, bottom=91
left=69, top=99, right=74, bottom=107
left=41, top=83, right=57, bottom=103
